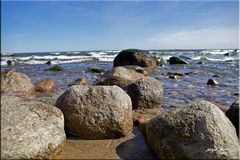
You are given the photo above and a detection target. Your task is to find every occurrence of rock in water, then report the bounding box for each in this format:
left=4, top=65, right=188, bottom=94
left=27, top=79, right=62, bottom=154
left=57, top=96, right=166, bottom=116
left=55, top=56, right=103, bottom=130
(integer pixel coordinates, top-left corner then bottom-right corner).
left=97, top=67, right=144, bottom=88
left=169, top=56, right=188, bottom=65
left=146, top=100, right=240, bottom=159
left=1, top=70, right=34, bottom=96
left=124, top=77, right=163, bottom=109
left=44, top=65, right=63, bottom=71
left=88, top=66, right=104, bottom=73
left=1, top=95, right=66, bottom=159
left=226, top=100, right=239, bottom=136
left=7, top=60, right=16, bottom=66
left=68, top=77, right=88, bottom=87
left=35, top=78, right=55, bottom=92
left=55, top=85, right=133, bottom=139
left=113, top=49, right=158, bottom=67
left=207, top=78, right=218, bottom=86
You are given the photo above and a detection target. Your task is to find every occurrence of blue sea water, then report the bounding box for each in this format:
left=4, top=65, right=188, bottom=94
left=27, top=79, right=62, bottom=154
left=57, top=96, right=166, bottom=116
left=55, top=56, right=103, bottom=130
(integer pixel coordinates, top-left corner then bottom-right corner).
left=1, top=49, right=239, bottom=111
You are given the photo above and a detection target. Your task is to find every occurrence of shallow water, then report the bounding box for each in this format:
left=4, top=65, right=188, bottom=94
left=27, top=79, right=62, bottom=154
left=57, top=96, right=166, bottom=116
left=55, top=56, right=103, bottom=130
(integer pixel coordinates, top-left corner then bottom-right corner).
left=1, top=57, right=239, bottom=112
left=2, top=49, right=239, bottom=111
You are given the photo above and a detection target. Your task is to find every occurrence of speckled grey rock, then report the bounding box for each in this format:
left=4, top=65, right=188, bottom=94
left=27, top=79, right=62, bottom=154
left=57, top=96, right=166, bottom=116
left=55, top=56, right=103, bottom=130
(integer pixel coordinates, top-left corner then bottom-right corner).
left=97, top=66, right=144, bottom=88
left=1, top=95, right=66, bottom=159
left=147, top=100, right=240, bottom=159
left=56, top=85, right=133, bottom=139
left=124, top=77, right=163, bottom=109
left=1, top=70, right=34, bottom=96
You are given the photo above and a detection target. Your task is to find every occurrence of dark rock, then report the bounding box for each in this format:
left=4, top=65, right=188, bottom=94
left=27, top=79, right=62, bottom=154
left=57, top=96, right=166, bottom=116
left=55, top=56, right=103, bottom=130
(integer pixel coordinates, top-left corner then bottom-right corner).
left=113, top=49, right=158, bottom=68
left=1, top=95, right=66, bottom=159
left=207, top=78, right=218, bottom=86
left=88, top=66, right=104, bottom=73
left=212, top=74, right=222, bottom=78
left=46, top=60, right=52, bottom=65
left=97, top=67, right=144, bottom=88
left=7, top=60, right=16, bottom=66
left=124, top=77, right=163, bottom=109
left=45, top=65, right=64, bottom=71
left=169, top=75, right=181, bottom=79
left=147, top=100, right=239, bottom=159
left=169, top=57, right=188, bottom=65
left=233, top=92, right=239, bottom=97
left=167, top=72, right=184, bottom=76
left=35, top=78, right=55, bottom=92
left=226, top=100, right=239, bottom=137
left=55, top=85, right=133, bottom=139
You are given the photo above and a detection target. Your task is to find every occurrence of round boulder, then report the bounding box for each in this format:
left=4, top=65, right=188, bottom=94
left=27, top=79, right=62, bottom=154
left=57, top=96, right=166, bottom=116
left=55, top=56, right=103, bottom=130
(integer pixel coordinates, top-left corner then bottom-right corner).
left=147, top=100, right=240, bottom=159
left=97, top=66, right=144, bottom=88
left=1, top=70, right=34, bottom=96
left=1, top=95, right=66, bottom=159
left=55, top=85, right=133, bottom=139
left=35, top=78, right=55, bottom=92
left=113, top=49, right=158, bottom=68
left=124, top=77, right=163, bottom=109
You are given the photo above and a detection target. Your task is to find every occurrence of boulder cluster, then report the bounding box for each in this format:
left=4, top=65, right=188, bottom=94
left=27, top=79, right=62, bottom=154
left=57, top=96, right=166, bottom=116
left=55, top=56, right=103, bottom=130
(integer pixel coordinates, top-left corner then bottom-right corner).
left=1, top=49, right=239, bottom=159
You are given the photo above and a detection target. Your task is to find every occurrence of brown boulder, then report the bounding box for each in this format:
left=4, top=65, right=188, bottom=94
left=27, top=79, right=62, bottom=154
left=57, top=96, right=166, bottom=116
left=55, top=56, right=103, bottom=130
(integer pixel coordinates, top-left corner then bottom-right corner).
left=1, top=69, right=34, bottom=97
left=113, top=49, right=158, bottom=68
left=35, top=78, right=55, bottom=92
left=97, top=67, right=144, bottom=88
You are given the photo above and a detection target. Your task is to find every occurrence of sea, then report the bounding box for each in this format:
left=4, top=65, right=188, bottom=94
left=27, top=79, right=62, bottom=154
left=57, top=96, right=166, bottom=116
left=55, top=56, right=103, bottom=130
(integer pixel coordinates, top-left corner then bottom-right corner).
left=1, top=49, right=239, bottom=111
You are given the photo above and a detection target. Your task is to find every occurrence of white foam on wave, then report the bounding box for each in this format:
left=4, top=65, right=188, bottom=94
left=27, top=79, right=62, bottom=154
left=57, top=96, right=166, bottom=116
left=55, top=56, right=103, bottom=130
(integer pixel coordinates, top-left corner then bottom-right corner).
left=201, top=49, right=235, bottom=55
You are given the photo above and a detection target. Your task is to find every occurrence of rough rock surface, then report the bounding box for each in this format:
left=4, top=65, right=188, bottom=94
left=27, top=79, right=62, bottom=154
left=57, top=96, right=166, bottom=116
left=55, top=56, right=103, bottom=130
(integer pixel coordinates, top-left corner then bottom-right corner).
left=35, top=78, right=55, bottom=92
left=1, top=95, right=66, bottom=159
left=1, top=69, right=34, bottom=96
left=226, top=100, right=239, bottom=136
left=97, top=67, right=144, bottom=88
left=124, top=77, right=163, bottom=109
left=147, top=100, right=240, bottom=159
left=113, top=49, right=158, bottom=67
left=56, top=85, right=133, bottom=139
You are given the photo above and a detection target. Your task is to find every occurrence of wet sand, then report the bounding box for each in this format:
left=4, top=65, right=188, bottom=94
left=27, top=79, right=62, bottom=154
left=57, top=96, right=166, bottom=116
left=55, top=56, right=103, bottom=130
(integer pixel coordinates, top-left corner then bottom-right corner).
left=56, top=127, right=156, bottom=159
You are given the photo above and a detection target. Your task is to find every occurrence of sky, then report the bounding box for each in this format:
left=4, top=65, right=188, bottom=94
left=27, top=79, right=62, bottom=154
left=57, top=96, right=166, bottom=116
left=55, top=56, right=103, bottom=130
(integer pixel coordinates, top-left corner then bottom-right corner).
left=1, top=1, right=239, bottom=53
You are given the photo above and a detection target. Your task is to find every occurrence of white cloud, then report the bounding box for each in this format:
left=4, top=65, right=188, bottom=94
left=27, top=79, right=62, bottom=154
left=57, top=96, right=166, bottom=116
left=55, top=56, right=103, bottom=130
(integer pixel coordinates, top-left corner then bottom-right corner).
left=147, top=26, right=239, bottom=49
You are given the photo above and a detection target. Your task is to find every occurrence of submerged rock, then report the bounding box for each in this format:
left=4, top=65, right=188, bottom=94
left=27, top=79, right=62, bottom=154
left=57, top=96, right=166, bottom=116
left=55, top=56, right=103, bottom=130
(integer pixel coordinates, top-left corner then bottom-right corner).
left=1, top=95, right=66, bottom=159
left=207, top=78, right=218, bottom=86
left=169, top=57, right=188, bottom=65
left=113, top=49, right=158, bottom=68
left=88, top=66, right=104, bottom=73
left=225, top=100, right=239, bottom=137
left=46, top=60, right=52, bottom=65
left=35, top=78, right=55, bottom=92
left=147, top=100, right=239, bottom=159
left=169, top=75, right=181, bottom=80
left=97, top=66, right=144, bottom=88
left=124, top=77, right=163, bottom=109
left=45, top=65, right=64, bottom=71
left=1, top=69, right=34, bottom=97
left=56, top=85, right=133, bottom=139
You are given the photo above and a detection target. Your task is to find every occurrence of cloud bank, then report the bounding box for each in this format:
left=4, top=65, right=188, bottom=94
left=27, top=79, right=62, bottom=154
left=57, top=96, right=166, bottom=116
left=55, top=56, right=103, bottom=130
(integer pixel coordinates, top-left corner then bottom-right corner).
left=147, top=26, right=239, bottom=49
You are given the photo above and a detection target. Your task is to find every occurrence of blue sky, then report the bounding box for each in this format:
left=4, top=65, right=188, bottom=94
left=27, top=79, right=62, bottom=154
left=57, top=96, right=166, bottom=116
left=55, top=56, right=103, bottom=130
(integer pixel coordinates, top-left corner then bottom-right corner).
left=1, top=1, right=239, bottom=53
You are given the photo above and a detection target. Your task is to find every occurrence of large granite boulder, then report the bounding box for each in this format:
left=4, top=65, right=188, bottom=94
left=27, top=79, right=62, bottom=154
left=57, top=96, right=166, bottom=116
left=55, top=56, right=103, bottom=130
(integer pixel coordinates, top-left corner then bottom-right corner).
left=147, top=100, right=240, bottom=159
left=113, top=49, right=158, bottom=68
left=1, top=95, right=66, bottom=159
left=226, top=100, right=239, bottom=136
left=55, top=85, right=133, bottom=139
left=1, top=69, right=34, bottom=96
left=124, top=77, right=163, bottom=109
left=97, top=67, right=144, bottom=88
left=35, top=78, right=55, bottom=92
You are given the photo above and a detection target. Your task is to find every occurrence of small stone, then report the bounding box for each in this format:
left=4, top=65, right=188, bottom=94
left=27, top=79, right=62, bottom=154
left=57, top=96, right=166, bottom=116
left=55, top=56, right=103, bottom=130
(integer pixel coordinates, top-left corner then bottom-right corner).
left=169, top=75, right=181, bottom=79
left=35, top=78, right=55, bottom=92
left=68, top=78, right=88, bottom=87
left=169, top=57, right=188, bottom=65
left=7, top=60, right=16, bottom=66
left=207, top=78, right=218, bottom=86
